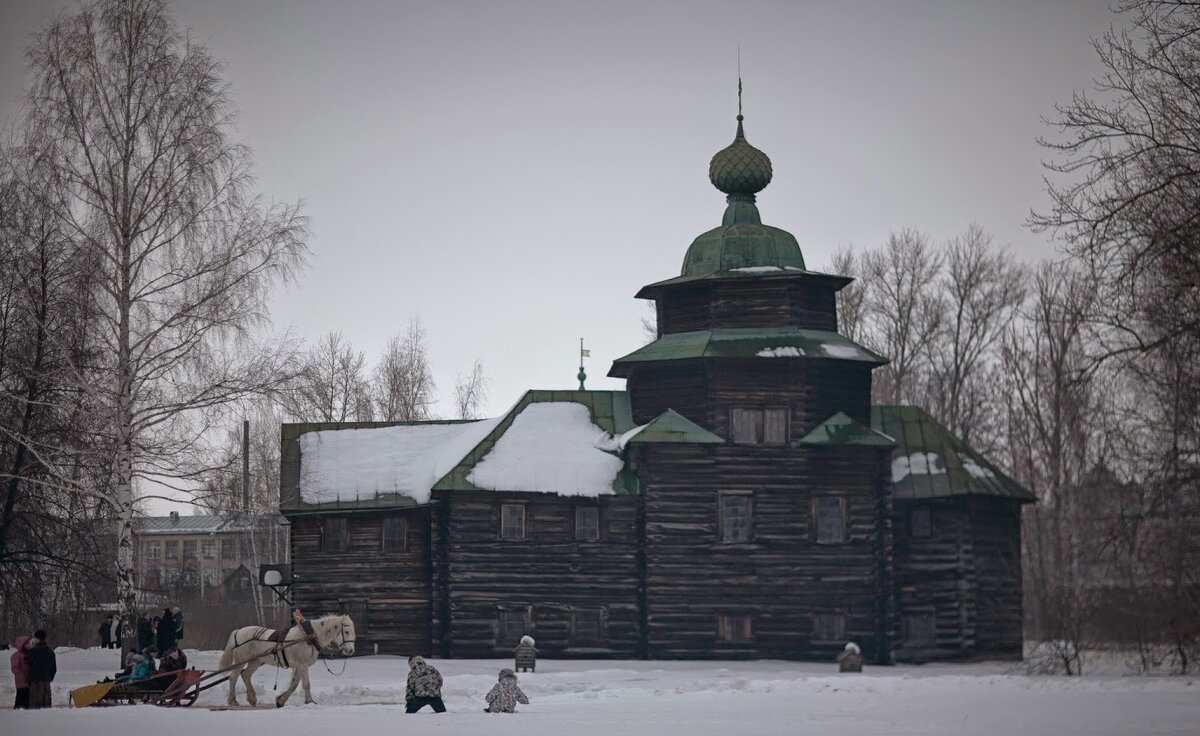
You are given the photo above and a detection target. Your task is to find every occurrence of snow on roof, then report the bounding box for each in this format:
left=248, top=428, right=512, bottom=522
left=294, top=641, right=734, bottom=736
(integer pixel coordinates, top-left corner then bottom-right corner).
left=821, top=343, right=867, bottom=360
left=467, top=402, right=624, bottom=497
left=757, top=346, right=805, bottom=357
left=892, top=452, right=946, bottom=482
left=961, top=457, right=997, bottom=480
left=299, top=418, right=501, bottom=505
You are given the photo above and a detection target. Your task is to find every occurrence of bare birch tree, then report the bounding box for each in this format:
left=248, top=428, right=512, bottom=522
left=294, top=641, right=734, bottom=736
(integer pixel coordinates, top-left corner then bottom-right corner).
left=829, top=245, right=867, bottom=342
left=373, top=317, right=436, bottom=421
left=925, top=225, right=1025, bottom=446
left=289, top=331, right=372, bottom=422
left=859, top=229, right=944, bottom=405
left=22, top=0, right=308, bottom=626
left=453, top=359, right=489, bottom=420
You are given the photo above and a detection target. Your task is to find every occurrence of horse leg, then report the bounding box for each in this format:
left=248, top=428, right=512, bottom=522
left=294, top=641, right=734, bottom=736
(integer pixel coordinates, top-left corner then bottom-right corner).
left=276, top=667, right=302, bottom=708
left=302, top=666, right=316, bottom=705
left=242, top=662, right=262, bottom=707
left=226, top=664, right=243, bottom=706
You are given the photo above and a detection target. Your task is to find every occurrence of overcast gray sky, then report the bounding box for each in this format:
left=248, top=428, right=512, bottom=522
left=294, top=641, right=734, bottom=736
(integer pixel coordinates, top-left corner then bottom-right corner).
left=1, top=0, right=1117, bottom=422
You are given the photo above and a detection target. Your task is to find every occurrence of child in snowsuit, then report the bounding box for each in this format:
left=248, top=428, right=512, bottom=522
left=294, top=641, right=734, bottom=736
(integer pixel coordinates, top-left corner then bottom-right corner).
left=485, top=668, right=529, bottom=713
left=404, top=655, right=446, bottom=713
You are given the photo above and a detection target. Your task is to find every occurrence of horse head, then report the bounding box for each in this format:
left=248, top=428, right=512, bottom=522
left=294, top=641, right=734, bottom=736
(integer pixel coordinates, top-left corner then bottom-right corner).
left=325, top=614, right=355, bottom=657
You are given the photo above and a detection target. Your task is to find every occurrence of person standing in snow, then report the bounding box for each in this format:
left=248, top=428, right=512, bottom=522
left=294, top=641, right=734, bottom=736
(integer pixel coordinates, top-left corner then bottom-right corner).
left=404, top=655, right=446, bottom=713
left=137, top=614, right=153, bottom=651
left=9, top=634, right=31, bottom=709
left=484, top=668, right=530, bottom=713
left=172, top=606, right=184, bottom=642
left=156, top=608, right=176, bottom=653
left=26, top=629, right=56, bottom=709
left=111, top=614, right=122, bottom=650
left=99, top=616, right=112, bottom=649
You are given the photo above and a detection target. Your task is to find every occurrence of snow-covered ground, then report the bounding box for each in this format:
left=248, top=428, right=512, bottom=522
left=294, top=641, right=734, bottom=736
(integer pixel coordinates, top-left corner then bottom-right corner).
left=2, top=647, right=1197, bottom=735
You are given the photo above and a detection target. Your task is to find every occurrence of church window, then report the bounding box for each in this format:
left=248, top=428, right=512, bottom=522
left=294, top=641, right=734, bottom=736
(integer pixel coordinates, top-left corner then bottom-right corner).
left=575, top=506, right=600, bottom=542
left=814, top=496, right=847, bottom=543
left=731, top=408, right=789, bottom=445
left=572, top=609, right=605, bottom=646
left=813, top=612, right=846, bottom=642
left=382, top=517, right=407, bottom=552
left=719, top=492, right=753, bottom=543
left=501, top=504, right=526, bottom=541
left=909, top=506, right=932, bottom=539
left=321, top=518, right=349, bottom=552
left=904, top=611, right=936, bottom=646
left=717, top=613, right=754, bottom=642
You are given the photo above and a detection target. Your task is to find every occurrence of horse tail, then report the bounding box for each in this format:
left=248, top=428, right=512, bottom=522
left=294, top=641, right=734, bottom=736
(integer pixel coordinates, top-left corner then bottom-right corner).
left=218, top=629, right=240, bottom=670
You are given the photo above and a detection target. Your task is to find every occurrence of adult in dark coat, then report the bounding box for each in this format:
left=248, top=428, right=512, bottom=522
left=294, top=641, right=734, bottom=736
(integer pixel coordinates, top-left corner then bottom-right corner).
left=137, top=614, right=153, bottom=651
left=26, top=629, right=56, bottom=709
left=156, top=609, right=176, bottom=653
left=99, top=617, right=112, bottom=649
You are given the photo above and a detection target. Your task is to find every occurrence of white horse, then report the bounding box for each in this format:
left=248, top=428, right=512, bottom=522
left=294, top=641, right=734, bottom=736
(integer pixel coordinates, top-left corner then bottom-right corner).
left=217, top=614, right=356, bottom=708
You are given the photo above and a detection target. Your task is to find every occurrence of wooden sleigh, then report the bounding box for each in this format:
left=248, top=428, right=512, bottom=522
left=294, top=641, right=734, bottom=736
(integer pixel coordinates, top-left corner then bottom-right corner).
left=70, top=668, right=213, bottom=708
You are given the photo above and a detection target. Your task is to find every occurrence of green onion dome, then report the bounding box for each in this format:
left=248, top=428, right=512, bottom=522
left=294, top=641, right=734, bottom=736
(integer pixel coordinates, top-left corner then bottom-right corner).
left=708, top=115, right=773, bottom=196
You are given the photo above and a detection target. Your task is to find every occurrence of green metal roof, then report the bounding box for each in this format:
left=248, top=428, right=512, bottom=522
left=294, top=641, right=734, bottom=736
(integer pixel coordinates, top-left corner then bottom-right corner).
left=871, top=405, right=1035, bottom=502
left=798, top=412, right=896, bottom=448
left=635, top=267, right=852, bottom=299
left=432, top=390, right=640, bottom=495
left=681, top=222, right=806, bottom=277
left=623, top=409, right=725, bottom=446
left=609, top=328, right=887, bottom=377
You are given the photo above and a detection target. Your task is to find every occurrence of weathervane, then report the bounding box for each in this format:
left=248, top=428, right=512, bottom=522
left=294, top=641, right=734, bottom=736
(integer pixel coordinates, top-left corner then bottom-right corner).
left=578, top=338, right=590, bottom=390
left=738, top=43, right=742, bottom=118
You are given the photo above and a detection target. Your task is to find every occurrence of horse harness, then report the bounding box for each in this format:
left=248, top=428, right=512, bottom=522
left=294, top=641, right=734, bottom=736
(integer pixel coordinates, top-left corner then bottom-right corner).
left=230, top=618, right=354, bottom=669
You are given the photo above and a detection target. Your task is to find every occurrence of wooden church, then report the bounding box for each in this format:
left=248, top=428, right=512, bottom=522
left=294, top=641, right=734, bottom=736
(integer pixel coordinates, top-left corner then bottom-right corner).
left=278, top=109, right=1035, bottom=664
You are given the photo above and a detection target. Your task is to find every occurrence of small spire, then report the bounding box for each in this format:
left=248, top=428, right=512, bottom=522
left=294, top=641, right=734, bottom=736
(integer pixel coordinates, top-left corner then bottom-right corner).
left=577, top=338, right=589, bottom=390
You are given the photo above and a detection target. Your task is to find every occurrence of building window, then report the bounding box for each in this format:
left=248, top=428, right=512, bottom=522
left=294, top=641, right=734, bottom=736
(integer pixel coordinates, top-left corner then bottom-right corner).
left=572, top=609, right=605, bottom=646
left=813, top=496, right=847, bottom=543
left=145, top=542, right=161, bottom=559
left=575, top=506, right=599, bottom=542
left=909, top=506, right=932, bottom=539
left=182, top=540, right=197, bottom=558
left=731, top=408, right=789, bottom=445
left=221, top=567, right=236, bottom=583
left=221, top=539, right=236, bottom=559
left=717, top=613, right=754, bottom=642
left=719, top=492, right=753, bottom=543
left=165, top=541, right=179, bottom=559
left=202, top=569, right=219, bottom=587
left=382, top=517, right=407, bottom=552
left=322, top=518, right=349, bottom=552
left=498, top=607, right=531, bottom=646
left=904, top=612, right=936, bottom=646
left=813, top=612, right=846, bottom=642
left=201, top=540, right=215, bottom=558
left=165, top=568, right=181, bottom=584
left=500, top=504, right=526, bottom=541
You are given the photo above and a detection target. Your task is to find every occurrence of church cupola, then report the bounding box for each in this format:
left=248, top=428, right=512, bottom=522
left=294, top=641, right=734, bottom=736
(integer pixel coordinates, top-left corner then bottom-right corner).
left=679, top=109, right=807, bottom=278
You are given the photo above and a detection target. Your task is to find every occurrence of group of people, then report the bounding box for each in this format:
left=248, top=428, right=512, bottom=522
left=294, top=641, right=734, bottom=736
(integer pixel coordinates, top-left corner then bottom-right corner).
left=115, top=643, right=189, bottom=685
left=9, top=629, right=57, bottom=709
left=404, top=655, right=530, bottom=714
left=102, top=606, right=185, bottom=653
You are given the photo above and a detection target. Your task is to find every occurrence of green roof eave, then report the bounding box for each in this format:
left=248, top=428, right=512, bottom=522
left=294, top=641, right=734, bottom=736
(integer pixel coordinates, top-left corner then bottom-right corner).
left=623, top=409, right=725, bottom=446
left=608, top=328, right=887, bottom=377
left=634, top=268, right=852, bottom=299
left=798, top=411, right=896, bottom=447
left=871, top=405, right=1036, bottom=502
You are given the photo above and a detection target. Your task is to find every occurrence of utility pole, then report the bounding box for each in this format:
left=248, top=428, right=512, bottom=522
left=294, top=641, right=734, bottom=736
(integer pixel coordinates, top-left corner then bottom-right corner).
left=242, top=419, right=250, bottom=512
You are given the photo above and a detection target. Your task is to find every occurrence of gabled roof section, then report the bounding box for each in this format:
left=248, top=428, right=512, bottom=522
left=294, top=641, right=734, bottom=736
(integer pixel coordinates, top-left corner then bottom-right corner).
left=618, top=409, right=725, bottom=448
left=433, top=390, right=639, bottom=496
left=135, top=515, right=231, bottom=534
left=609, top=327, right=886, bottom=377
left=872, top=405, right=1035, bottom=502
left=280, top=418, right=500, bottom=512
left=798, top=412, right=896, bottom=448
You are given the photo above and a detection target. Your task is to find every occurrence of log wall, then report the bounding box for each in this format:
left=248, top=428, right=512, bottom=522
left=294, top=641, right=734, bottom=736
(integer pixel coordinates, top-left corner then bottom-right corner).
left=288, top=508, right=432, bottom=656
left=637, top=444, right=893, bottom=662
left=436, top=490, right=641, bottom=658
left=656, top=280, right=839, bottom=335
